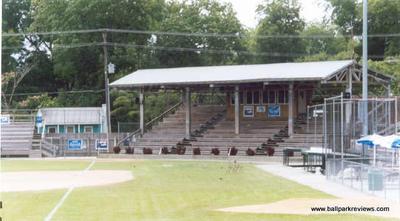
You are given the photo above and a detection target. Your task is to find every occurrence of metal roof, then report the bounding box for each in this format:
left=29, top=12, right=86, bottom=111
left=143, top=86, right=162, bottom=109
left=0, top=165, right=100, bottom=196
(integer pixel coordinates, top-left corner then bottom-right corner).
left=110, top=60, right=358, bottom=88
left=40, top=107, right=104, bottom=125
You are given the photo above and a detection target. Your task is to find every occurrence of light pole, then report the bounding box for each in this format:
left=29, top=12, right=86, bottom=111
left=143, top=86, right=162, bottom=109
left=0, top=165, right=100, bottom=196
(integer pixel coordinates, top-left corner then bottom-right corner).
left=362, top=0, right=369, bottom=136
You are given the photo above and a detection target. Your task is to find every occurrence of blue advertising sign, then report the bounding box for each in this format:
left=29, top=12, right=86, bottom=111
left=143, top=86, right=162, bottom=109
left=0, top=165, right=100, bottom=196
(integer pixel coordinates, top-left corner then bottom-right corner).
left=95, top=139, right=108, bottom=150
left=36, top=110, right=43, bottom=128
left=68, top=139, right=82, bottom=150
left=243, top=105, right=254, bottom=117
left=268, top=105, right=280, bottom=118
left=0, top=115, right=10, bottom=125
left=36, top=116, right=43, bottom=124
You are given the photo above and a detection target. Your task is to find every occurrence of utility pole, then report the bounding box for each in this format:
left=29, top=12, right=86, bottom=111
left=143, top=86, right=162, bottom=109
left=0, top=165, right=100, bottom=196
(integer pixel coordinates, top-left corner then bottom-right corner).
left=362, top=0, right=369, bottom=136
left=102, top=32, right=112, bottom=146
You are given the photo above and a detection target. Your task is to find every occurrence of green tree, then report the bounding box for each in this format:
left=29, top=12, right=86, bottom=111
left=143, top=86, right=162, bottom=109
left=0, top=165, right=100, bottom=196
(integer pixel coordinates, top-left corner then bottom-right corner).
left=302, top=24, right=349, bottom=56
left=327, top=0, right=400, bottom=59
left=369, top=57, right=400, bottom=96
left=155, top=0, right=247, bottom=67
left=254, top=0, right=305, bottom=63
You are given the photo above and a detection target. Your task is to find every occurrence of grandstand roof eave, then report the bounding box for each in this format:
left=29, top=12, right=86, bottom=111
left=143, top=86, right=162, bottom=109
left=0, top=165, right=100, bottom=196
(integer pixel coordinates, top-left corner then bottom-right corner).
left=110, top=60, right=392, bottom=88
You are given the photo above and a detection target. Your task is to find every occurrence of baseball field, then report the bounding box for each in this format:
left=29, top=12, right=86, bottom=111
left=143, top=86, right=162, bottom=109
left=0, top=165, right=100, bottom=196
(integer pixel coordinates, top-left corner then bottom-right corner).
left=0, top=159, right=396, bottom=221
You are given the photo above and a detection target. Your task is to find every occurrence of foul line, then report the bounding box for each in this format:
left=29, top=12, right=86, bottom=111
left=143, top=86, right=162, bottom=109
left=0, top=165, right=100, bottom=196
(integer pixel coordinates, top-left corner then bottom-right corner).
left=84, top=160, right=96, bottom=171
left=44, top=159, right=96, bottom=221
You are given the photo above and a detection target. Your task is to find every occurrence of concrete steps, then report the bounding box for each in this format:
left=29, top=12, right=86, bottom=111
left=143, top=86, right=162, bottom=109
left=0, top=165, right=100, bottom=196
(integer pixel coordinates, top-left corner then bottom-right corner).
left=133, top=105, right=226, bottom=149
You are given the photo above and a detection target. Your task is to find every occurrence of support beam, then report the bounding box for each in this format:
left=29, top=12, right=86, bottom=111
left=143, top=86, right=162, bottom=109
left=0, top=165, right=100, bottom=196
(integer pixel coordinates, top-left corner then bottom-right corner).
left=139, top=88, right=145, bottom=136
left=234, top=85, right=240, bottom=135
left=288, top=83, right=294, bottom=137
left=185, top=87, right=192, bottom=139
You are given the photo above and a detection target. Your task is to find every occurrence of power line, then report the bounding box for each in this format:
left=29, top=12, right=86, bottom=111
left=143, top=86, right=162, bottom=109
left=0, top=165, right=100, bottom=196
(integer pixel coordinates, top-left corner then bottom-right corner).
left=3, top=28, right=400, bottom=39
left=1, top=41, right=330, bottom=58
left=2, top=41, right=390, bottom=59
left=107, top=42, right=322, bottom=58
left=3, top=89, right=105, bottom=97
left=2, top=42, right=102, bottom=51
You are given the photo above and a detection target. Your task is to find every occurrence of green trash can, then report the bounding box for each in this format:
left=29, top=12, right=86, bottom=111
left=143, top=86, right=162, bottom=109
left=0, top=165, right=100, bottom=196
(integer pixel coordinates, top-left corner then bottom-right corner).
left=368, top=169, right=383, bottom=191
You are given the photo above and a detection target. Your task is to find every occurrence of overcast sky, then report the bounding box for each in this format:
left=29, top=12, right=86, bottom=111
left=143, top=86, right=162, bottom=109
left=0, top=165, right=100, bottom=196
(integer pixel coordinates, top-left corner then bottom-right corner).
left=218, top=0, right=332, bottom=28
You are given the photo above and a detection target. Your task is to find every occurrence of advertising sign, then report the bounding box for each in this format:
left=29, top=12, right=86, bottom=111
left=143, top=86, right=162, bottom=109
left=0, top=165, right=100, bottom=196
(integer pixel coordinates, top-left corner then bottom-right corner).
left=0, top=115, right=10, bottom=125
left=268, top=105, right=281, bottom=118
left=96, top=139, right=108, bottom=150
left=243, top=106, right=254, bottom=117
left=36, top=110, right=43, bottom=128
left=256, top=105, right=266, bottom=113
left=67, top=139, right=82, bottom=150
left=313, top=109, right=323, bottom=117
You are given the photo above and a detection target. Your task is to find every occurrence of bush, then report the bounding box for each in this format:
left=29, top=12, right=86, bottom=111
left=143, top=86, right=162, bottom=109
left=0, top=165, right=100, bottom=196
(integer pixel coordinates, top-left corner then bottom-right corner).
left=161, top=147, right=169, bottom=154
left=125, top=147, right=134, bottom=154
left=192, top=147, right=201, bottom=155
left=211, top=148, right=220, bottom=155
left=143, top=148, right=153, bottom=154
left=177, top=146, right=186, bottom=155
left=170, top=147, right=177, bottom=154
left=113, top=146, right=121, bottom=154
left=260, top=143, right=268, bottom=149
left=228, top=147, right=238, bottom=156
left=267, top=138, right=277, bottom=145
left=246, top=148, right=255, bottom=156
left=266, top=147, right=275, bottom=156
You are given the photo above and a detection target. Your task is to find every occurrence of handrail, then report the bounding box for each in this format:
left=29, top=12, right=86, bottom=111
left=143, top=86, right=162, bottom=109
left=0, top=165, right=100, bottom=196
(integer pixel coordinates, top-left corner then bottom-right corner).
left=117, top=101, right=183, bottom=146
left=377, top=121, right=400, bottom=135
left=145, top=101, right=182, bottom=128
left=40, top=139, right=59, bottom=157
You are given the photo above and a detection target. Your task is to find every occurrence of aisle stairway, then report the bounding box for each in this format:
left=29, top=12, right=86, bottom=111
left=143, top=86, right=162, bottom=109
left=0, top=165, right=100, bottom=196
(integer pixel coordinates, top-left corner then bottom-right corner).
left=190, top=118, right=287, bottom=155
left=132, top=105, right=225, bottom=153
left=276, top=117, right=323, bottom=151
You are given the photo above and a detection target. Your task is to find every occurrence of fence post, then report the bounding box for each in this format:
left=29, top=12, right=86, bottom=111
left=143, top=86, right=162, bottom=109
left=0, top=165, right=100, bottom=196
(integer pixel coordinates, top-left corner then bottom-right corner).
left=340, top=93, right=344, bottom=184
left=323, top=99, right=327, bottom=161
left=395, top=96, right=398, bottom=133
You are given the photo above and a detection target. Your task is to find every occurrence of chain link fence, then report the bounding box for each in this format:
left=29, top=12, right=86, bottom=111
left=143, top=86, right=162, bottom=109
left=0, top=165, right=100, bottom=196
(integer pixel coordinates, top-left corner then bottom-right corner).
left=320, top=95, right=400, bottom=203
left=322, top=95, right=399, bottom=158
left=327, top=158, right=400, bottom=203
left=43, top=133, right=122, bottom=156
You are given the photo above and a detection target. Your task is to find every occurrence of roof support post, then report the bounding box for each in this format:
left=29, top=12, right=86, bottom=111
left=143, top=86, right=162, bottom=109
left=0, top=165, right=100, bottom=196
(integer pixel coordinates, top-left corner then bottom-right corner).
left=234, top=85, right=240, bottom=135
left=345, top=68, right=353, bottom=128
left=185, top=87, right=192, bottom=140
left=347, top=67, right=353, bottom=96
left=288, top=83, right=294, bottom=137
left=386, top=83, right=392, bottom=98
left=139, top=88, right=145, bottom=136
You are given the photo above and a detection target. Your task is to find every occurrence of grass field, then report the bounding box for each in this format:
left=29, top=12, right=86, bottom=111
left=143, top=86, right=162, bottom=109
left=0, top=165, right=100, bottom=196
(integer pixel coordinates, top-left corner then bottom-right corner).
left=0, top=159, right=397, bottom=221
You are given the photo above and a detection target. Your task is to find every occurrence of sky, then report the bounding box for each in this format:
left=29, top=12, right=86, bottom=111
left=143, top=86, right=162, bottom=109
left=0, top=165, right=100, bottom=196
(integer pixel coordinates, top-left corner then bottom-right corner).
left=218, top=0, right=332, bottom=28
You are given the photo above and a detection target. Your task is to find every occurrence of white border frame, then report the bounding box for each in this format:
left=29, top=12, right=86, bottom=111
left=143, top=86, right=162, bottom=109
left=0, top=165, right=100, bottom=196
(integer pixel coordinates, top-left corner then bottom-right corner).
left=243, top=105, right=254, bottom=117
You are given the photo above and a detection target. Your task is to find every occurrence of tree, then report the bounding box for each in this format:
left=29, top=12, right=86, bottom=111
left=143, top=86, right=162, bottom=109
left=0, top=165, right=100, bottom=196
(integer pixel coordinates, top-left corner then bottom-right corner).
left=155, top=0, right=247, bottom=67
left=254, top=0, right=305, bottom=63
left=369, top=57, right=400, bottom=96
left=1, top=64, right=35, bottom=109
left=302, top=24, right=349, bottom=56
left=327, top=0, right=400, bottom=59
left=17, top=94, right=59, bottom=109
left=2, top=0, right=32, bottom=72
